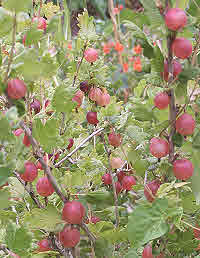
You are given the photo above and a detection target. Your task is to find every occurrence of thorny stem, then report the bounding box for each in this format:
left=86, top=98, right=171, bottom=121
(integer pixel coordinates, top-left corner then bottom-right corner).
left=167, top=31, right=177, bottom=163
left=54, top=128, right=104, bottom=168
left=108, top=0, right=123, bottom=67
left=192, top=31, right=200, bottom=66
left=13, top=171, right=44, bottom=209
left=100, top=133, right=119, bottom=228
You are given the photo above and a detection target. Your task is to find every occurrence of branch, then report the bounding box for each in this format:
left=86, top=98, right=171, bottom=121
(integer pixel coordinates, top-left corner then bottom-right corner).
left=54, top=128, right=104, bottom=168
left=100, top=133, right=119, bottom=228
left=4, top=12, right=17, bottom=84
left=80, top=223, right=96, bottom=243
left=191, top=31, right=200, bottom=66
left=19, top=121, right=68, bottom=203
left=167, top=32, right=177, bottom=163
left=13, top=171, right=44, bottom=209
left=108, top=0, right=123, bottom=67
left=72, top=42, right=88, bottom=88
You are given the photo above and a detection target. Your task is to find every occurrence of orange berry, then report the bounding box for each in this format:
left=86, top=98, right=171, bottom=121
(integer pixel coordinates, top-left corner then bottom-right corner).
left=103, top=44, right=110, bottom=54
left=115, top=42, right=124, bottom=52
left=133, top=62, right=142, bottom=72
left=133, top=44, right=142, bottom=54
left=113, top=7, right=120, bottom=15
left=119, top=4, right=123, bottom=11
left=68, top=43, right=72, bottom=50
left=123, top=63, right=129, bottom=73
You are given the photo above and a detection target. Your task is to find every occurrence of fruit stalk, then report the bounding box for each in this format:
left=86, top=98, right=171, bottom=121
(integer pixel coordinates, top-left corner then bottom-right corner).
left=13, top=171, right=44, bottom=209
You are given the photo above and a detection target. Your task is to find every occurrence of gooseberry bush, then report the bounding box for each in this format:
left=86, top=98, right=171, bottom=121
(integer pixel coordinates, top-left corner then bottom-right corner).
left=1, top=0, right=200, bottom=257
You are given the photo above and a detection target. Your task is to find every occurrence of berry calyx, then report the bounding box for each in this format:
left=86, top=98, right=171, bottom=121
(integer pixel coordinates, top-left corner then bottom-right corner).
left=36, top=176, right=55, bottom=197
left=102, top=173, right=112, bottom=185
left=144, top=180, right=161, bottom=202
left=154, top=92, right=170, bottom=110
left=7, top=79, right=27, bottom=99
left=110, top=157, right=124, bottom=169
left=115, top=181, right=123, bottom=194
left=58, top=226, right=80, bottom=248
left=173, top=159, right=194, bottom=180
left=62, top=200, right=85, bottom=224
left=142, top=244, right=153, bottom=258
left=165, top=8, right=187, bottom=31
left=172, top=37, right=192, bottom=59
left=80, top=81, right=90, bottom=93
left=121, top=175, right=136, bottom=191
left=149, top=137, right=169, bottom=158
left=108, top=131, right=122, bottom=147
left=84, top=48, right=98, bottom=63
left=117, top=171, right=126, bottom=182
left=30, top=99, right=41, bottom=114
left=90, top=216, right=101, bottom=224
left=32, top=16, right=47, bottom=31
left=20, top=161, right=38, bottom=182
left=162, top=60, right=182, bottom=81
left=86, top=111, right=99, bottom=125
left=37, top=239, right=52, bottom=252
left=175, top=113, right=195, bottom=135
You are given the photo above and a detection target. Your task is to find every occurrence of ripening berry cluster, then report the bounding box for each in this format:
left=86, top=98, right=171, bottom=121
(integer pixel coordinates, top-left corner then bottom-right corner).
left=150, top=7, right=195, bottom=181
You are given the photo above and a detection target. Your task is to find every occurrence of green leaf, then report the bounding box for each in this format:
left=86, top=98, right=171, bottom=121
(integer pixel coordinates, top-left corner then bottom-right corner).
left=140, top=0, right=164, bottom=29
left=191, top=150, right=200, bottom=205
left=124, top=249, right=139, bottom=258
left=120, top=8, right=149, bottom=28
left=134, top=159, right=149, bottom=176
left=0, top=114, right=13, bottom=141
left=0, top=7, right=13, bottom=36
left=52, top=84, right=76, bottom=113
left=192, top=131, right=200, bottom=149
left=32, top=118, right=59, bottom=153
left=0, top=188, right=10, bottom=209
left=127, top=198, right=169, bottom=247
left=126, top=125, right=148, bottom=143
left=3, top=0, right=32, bottom=12
left=0, top=165, right=12, bottom=185
left=85, top=191, right=114, bottom=206
left=151, top=46, right=164, bottom=73
left=25, top=27, right=43, bottom=45
left=133, top=104, right=155, bottom=121
left=24, top=205, right=63, bottom=231
left=5, top=223, right=32, bottom=256
left=77, top=9, right=98, bottom=41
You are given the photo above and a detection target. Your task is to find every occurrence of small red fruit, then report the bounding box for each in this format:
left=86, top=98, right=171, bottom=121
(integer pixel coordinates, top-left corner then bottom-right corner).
left=30, top=99, right=41, bottom=114
left=123, top=63, right=129, bottom=73
left=67, top=138, right=74, bottom=150
left=110, top=157, right=124, bottom=169
left=37, top=239, right=52, bottom=252
left=108, top=131, right=122, bottom=147
left=90, top=216, right=101, bottom=224
left=32, top=16, right=47, bottom=31
left=121, top=176, right=136, bottom=191
left=23, top=134, right=31, bottom=147
left=36, top=161, right=43, bottom=170
left=102, top=173, right=112, bottom=185
left=193, top=224, right=200, bottom=239
left=154, top=92, right=170, bottom=110
left=142, top=244, right=153, bottom=258
left=173, top=159, right=194, bottom=180
left=115, top=181, right=123, bottom=194
left=175, top=113, right=195, bottom=135
left=149, top=137, right=169, bottom=158
left=162, top=60, right=182, bottom=81
left=20, top=161, right=38, bottom=182
left=80, top=81, right=89, bottom=93
left=58, top=226, right=80, bottom=248
left=89, top=87, right=102, bottom=102
left=165, top=8, right=187, bottom=31
left=86, top=111, right=99, bottom=125
left=172, top=37, right=192, bottom=59
left=62, top=200, right=85, bottom=224
left=0, top=182, right=8, bottom=190
left=117, top=171, right=126, bottom=182
left=96, top=92, right=110, bottom=107
left=13, top=128, right=24, bottom=137
left=144, top=180, right=161, bottom=202
left=84, top=48, right=98, bottom=63
left=7, top=79, right=27, bottom=99
left=115, top=42, right=124, bottom=52
left=36, top=176, right=55, bottom=197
